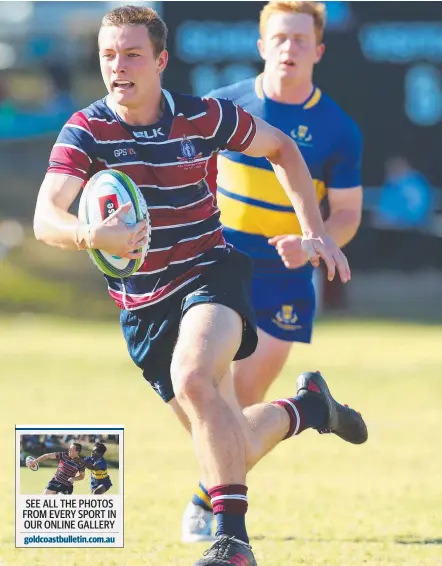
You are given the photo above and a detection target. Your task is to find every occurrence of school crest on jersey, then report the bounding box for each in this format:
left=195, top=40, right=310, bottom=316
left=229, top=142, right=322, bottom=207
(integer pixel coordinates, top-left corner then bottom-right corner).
left=290, top=125, right=313, bottom=147
left=177, top=135, right=203, bottom=162
left=272, top=305, right=302, bottom=331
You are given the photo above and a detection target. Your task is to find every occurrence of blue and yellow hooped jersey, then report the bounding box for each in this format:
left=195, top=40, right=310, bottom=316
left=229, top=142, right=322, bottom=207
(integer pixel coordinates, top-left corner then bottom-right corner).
left=209, top=75, right=362, bottom=277
left=84, top=456, right=112, bottom=489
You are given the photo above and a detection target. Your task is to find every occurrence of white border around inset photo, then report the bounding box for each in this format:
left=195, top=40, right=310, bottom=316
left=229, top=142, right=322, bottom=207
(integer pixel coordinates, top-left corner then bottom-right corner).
left=15, top=425, right=124, bottom=548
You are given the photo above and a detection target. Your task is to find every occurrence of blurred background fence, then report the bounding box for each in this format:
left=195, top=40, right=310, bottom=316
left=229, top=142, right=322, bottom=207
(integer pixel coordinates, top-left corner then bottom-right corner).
left=1, top=1, right=441, bottom=321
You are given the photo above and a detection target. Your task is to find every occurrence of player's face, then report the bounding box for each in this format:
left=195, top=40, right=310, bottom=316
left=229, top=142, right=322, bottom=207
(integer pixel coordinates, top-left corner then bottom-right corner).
left=99, top=24, right=168, bottom=108
left=259, top=12, right=324, bottom=84
left=68, top=444, right=79, bottom=458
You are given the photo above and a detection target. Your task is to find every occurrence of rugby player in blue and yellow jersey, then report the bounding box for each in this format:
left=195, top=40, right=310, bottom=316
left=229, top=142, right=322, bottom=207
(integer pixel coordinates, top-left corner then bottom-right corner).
left=75, top=442, right=113, bottom=495
left=183, top=0, right=363, bottom=543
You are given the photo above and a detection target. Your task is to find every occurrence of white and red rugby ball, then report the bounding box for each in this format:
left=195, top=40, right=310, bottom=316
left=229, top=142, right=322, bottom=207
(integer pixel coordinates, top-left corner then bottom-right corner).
left=78, top=169, right=150, bottom=278
left=26, top=456, right=39, bottom=472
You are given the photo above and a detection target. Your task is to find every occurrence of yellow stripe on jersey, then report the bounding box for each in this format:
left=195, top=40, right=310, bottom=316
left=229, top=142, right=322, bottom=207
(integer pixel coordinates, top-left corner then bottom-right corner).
left=217, top=156, right=326, bottom=237
left=218, top=156, right=294, bottom=207
left=304, top=87, right=322, bottom=109
left=92, top=469, right=109, bottom=480
left=255, top=75, right=264, bottom=99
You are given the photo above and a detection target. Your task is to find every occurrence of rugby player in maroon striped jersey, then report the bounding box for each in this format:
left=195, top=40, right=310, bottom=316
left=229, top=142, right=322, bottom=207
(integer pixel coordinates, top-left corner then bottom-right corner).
left=34, top=5, right=365, bottom=564
left=28, top=442, right=86, bottom=495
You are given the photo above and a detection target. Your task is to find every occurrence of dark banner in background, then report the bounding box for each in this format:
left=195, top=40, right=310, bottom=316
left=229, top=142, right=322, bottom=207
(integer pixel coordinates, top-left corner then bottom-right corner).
left=1, top=1, right=440, bottom=238
left=163, top=1, right=442, bottom=188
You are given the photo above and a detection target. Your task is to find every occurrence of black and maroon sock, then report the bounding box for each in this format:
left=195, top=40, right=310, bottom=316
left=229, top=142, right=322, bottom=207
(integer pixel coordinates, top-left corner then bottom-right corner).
left=272, top=390, right=327, bottom=439
left=208, top=484, right=249, bottom=544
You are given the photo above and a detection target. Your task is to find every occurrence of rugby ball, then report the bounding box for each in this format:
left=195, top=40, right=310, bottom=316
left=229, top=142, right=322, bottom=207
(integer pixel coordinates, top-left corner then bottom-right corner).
left=78, top=169, right=150, bottom=278
left=26, top=456, right=39, bottom=472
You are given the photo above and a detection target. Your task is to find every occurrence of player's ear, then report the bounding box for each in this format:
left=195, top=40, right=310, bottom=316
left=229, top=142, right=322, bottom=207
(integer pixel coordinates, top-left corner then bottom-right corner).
left=257, top=38, right=266, bottom=62
left=157, top=49, right=168, bottom=74
left=315, top=43, right=325, bottom=64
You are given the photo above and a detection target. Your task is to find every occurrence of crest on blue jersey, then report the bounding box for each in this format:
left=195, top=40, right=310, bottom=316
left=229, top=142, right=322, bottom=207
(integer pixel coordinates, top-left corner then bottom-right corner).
left=177, top=135, right=202, bottom=162
left=290, top=125, right=313, bottom=147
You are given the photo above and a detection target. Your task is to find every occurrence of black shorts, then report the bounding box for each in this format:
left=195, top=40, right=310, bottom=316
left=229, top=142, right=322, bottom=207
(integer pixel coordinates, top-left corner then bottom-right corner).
left=46, top=479, right=73, bottom=494
left=120, top=248, right=258, bottom=403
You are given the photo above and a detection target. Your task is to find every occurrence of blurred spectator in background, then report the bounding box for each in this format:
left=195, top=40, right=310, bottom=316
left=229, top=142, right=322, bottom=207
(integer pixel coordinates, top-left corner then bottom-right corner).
left=22, top=434, right=44, bottom=453
left=41, top=62, right=76, bottom=117
left=366, top=157, right=435, bottom=271
left=0, top=74, right=16, bottom=129
left=375, top=157, right=433, bottom=231
left=0, top=63, right=75, bottom=140
left=44, top=434, right=57, bottom=450
left=20, top=441, right=25, bottom=465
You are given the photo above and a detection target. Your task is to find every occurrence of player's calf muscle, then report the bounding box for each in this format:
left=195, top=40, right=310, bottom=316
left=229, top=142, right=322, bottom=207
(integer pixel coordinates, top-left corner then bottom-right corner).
left=235, top=334, right=292, bottom=407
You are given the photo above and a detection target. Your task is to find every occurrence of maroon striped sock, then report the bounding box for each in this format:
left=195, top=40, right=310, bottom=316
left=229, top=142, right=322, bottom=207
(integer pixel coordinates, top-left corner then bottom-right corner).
left=271, top=398, right=306, bottom=439
left=208, top=484, right=248, bottom=515
left=208, top=484, right=249, bottom=543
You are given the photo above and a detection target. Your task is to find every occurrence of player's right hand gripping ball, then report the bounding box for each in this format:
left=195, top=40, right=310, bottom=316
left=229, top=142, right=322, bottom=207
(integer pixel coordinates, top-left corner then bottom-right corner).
left=78, top=169, right=150, bottom=278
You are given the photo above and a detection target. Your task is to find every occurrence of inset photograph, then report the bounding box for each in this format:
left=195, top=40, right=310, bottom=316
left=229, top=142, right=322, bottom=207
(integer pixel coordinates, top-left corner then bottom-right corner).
left=19, top=432, right=120, bottom=495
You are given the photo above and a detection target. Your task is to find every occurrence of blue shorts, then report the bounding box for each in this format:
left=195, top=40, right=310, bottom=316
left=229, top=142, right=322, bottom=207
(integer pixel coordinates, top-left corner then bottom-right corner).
left=120, top=248, right=258, bottom=403
left=252, top=275, right=315, bottom=343
left=46, top=479, right=73, bottom=494
left=223, top=228, right=316, bottom=343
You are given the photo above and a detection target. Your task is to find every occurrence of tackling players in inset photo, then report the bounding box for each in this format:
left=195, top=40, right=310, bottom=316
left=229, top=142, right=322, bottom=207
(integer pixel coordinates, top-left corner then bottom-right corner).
left=74, top=442, right=113, bottom=495
left=26, top=442, right=86, bottom=495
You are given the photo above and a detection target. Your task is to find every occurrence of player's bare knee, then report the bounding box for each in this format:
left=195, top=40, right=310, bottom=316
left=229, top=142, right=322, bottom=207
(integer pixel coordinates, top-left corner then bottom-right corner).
left=172, top=365, right=214, bottom=409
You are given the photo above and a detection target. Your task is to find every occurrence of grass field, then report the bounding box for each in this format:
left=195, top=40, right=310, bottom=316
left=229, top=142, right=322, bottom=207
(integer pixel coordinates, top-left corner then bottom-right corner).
left=19, top=465, right=120, bottom=495
left=1, top=315, right=441, bottom=565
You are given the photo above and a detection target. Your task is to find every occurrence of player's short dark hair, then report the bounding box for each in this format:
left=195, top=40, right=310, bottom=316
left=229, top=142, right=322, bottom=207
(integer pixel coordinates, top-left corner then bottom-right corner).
left=100, top=5, right=167, bottom=57
left=72, top=442, right=82, bottom=454
left=94, top=442, right=107, bottom=455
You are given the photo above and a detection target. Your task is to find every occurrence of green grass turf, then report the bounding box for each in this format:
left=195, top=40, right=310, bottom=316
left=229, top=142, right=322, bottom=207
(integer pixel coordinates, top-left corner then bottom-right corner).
left=1, top=316, right=441, bottom=565
left=19, top=463, right=119, bottom=496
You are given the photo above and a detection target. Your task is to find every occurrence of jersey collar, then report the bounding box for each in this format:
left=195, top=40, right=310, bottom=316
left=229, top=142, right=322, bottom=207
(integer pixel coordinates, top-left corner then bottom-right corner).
left=255, top=73, right=322, bottom=109
left=105, top=88, right=175, bottom=128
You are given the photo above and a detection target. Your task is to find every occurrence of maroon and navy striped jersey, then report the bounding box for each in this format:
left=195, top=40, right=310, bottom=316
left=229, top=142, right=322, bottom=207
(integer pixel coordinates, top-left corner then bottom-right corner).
left=53, top=452, right=85, bottom=486
left=47, top=90, right=256, bottom=310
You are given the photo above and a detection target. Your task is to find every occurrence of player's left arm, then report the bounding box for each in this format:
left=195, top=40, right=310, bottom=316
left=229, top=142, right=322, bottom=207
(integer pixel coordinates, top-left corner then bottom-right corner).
left=243, top=117, right=325, bottom=240
left=242, top=116, right=350, bottom=282
left=74, top=456, right=97, bottom=471
left=324, top=121, right=363, bottom=247
left=205, top=97, right=348, bottom=281
left=70, top=471, right=85, bottom=482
